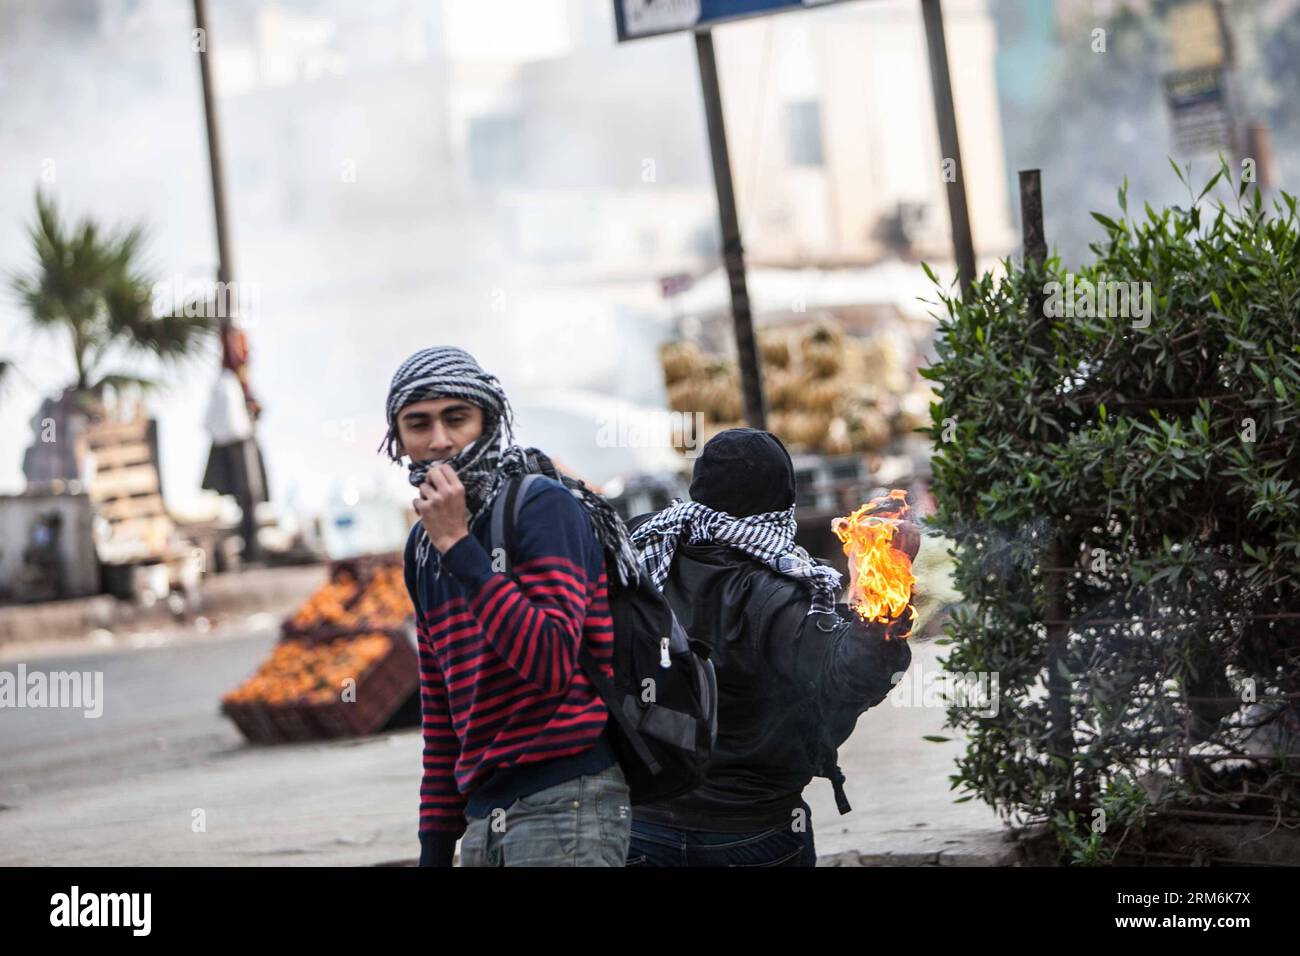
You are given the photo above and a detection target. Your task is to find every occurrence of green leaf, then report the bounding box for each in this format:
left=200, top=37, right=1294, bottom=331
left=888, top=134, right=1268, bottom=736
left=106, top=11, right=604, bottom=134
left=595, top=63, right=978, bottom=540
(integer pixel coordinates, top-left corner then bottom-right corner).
left=1196, top=167, right=1225, bottom=203
left=1168, top=156, right=1189, bottom=186
left=1091, top=212, right=1121, bottom=232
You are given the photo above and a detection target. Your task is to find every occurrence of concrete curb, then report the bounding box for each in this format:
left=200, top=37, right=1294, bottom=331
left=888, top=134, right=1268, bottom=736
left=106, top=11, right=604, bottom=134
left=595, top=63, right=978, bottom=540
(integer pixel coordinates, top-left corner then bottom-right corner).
left=0, top=564, right=326, bottom=649
left=818, top=826, right=1023, bottom=866
left=818, top=845, right=1020, bottom=866
left=370, top=831, right=1025, bottom=868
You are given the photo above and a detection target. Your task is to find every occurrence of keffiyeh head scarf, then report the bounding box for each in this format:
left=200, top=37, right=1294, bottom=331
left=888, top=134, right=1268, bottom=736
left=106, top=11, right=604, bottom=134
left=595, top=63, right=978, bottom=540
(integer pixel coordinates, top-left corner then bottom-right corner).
left=380, top=346, right=640, bottom=584
left=631, top=499, right=843, bottom=615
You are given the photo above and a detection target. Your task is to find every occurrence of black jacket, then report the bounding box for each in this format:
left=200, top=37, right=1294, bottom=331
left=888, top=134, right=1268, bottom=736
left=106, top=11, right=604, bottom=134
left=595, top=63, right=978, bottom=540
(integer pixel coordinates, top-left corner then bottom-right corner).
left=633, top=539, right=913, bottom=831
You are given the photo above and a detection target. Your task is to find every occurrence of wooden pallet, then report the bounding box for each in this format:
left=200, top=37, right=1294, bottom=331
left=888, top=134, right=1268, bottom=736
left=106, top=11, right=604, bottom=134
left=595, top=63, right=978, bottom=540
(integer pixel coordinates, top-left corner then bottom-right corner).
left=84, top=415, right=174, bottom=556
left=91, top=441, right=154, bottom=471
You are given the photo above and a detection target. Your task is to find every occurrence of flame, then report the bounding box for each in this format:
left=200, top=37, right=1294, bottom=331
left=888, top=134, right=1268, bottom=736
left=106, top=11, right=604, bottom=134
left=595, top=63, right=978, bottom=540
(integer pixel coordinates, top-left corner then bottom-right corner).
left=833, top=489, right=916, bottom=634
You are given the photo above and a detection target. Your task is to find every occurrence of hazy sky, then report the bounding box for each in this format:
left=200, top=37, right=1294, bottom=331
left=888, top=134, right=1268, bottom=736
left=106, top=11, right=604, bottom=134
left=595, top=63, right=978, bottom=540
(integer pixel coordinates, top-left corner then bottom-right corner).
left=0, top=0, right=691, bottom=523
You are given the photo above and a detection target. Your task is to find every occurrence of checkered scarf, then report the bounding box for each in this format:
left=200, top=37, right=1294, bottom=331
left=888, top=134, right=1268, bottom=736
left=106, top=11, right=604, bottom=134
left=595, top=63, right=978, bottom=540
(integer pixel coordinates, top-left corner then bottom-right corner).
left=631, top=499, right=843, bottom=615
left=380, top=346, right=639, bottom=584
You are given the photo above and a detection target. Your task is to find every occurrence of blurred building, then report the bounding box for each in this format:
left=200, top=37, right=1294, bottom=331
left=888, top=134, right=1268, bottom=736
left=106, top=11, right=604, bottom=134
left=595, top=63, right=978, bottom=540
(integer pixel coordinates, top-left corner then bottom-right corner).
left=708, top=0, right=1015, bottom=264
left=0, top=0, right=1015, bottom=510
left=1054, top=0, right=1150, bottom=24
left=181, top=0, right=1014, bottom=277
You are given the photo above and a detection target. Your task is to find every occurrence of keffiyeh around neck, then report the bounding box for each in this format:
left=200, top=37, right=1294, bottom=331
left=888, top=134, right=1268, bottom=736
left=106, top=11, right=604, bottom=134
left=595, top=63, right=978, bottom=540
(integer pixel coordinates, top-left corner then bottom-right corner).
left=631, top=499, right=842, bottom=615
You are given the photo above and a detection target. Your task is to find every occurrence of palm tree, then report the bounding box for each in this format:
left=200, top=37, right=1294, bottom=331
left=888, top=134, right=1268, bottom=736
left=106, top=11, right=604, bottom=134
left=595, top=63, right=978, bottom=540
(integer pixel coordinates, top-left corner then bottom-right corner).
left=8, top=191, right=215, bottom=404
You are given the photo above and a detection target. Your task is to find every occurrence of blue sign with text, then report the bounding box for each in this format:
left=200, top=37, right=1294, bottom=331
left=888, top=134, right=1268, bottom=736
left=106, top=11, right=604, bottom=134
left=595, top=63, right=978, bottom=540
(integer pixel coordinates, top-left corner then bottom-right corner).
left=614, top=0, right=853, bottom=42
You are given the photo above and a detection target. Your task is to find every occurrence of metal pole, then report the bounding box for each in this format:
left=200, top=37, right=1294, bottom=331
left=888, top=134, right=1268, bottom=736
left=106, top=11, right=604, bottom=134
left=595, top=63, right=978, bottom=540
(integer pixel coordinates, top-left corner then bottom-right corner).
left=920, top=0, right=976, bottom=297
left=193, top=0, right=235, bottom=308
left=1245, top=121, right=1274, bottom=193
left=694, top=29, right=766, bottom=430
left=194, top=0, right=260, bottom=563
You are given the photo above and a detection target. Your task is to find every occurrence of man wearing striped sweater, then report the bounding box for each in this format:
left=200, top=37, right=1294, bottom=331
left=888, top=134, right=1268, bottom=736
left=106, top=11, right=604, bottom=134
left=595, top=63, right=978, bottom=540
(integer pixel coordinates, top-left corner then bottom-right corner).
left=381, top=347, right=637, bottom=867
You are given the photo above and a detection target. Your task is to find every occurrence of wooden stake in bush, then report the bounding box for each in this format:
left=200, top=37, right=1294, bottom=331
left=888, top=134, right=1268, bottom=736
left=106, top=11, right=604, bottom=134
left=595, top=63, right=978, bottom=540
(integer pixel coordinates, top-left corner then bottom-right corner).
left=1020, top=169, right=1075, bottom=799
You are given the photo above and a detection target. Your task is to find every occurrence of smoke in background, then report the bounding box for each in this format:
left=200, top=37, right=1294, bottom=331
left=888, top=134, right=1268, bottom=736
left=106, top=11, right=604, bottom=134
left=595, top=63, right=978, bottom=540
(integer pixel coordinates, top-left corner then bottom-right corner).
left=6, top=0, right=1300, bottom=517
left=991, top=0, right=1300, bottom=268
left=0, top=0, right=711, bottom=516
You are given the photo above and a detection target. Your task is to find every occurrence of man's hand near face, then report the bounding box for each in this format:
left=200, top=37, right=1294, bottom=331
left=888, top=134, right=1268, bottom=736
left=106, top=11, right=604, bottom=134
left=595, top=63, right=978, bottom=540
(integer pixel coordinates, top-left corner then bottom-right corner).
left=413, top=464, right=471, bottom=553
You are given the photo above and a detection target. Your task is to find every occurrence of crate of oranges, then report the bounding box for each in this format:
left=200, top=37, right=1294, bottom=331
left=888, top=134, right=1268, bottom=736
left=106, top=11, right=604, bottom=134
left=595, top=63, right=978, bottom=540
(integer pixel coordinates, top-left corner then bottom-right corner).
left=221, top=630, right=418, bottom=744
left=282, top=552, right=413, bottom=644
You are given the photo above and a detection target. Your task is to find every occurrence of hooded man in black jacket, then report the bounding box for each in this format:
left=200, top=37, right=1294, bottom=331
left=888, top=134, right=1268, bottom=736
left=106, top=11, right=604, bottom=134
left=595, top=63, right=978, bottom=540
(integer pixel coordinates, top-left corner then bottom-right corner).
left=626, top=428, right=916, bottom=867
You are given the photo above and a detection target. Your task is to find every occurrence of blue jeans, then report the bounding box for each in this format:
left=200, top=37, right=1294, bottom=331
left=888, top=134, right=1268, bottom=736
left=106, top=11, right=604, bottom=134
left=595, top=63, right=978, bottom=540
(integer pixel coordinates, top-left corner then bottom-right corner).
left=459, top=763, right=631, bottom=867
left=627, top=802, right=817, bottom=867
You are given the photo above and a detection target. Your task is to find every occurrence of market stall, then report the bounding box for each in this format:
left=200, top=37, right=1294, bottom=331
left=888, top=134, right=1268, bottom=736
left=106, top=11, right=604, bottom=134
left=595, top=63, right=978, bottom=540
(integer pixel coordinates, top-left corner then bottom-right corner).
left=221, top=552, right=419, bottom=744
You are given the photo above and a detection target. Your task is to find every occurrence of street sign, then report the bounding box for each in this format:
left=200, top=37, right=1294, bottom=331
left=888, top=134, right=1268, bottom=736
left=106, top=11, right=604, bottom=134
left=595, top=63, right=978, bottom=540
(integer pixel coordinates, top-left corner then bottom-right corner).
left=1168, top=0, right=1226, bottom=71
left=1164, top=66, right=1234, bottom=154
left=614, top=0, right=852, bottom=42
left=1162, top=0, right=1235, bottom=155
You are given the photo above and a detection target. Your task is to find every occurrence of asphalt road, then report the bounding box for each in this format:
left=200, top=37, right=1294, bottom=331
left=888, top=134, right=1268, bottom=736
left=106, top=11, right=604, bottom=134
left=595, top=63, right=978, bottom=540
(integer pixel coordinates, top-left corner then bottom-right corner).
left=1, top=620, right=282, bottom=805
left=0, top=621, right=1007, bottom=865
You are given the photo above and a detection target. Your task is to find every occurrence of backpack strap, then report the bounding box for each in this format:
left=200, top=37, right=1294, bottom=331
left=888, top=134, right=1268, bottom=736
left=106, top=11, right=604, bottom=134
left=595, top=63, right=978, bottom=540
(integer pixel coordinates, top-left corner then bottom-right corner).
left=578, top=644, right=662, bottom=777
left=493, top=472, right=664, bottom=778
left=490, top=473, right=544, bottom=576
left=827, top=763, right=852, bottom=815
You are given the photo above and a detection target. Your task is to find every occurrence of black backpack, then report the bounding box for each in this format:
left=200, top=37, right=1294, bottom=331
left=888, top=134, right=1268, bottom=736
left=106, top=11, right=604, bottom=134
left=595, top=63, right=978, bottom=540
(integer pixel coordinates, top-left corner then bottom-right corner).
left=489, top=473, right=718, bottom=805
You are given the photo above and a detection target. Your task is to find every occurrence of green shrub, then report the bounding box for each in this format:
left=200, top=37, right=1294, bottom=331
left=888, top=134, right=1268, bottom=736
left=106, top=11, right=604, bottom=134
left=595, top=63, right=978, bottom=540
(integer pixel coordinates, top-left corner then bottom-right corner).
left=922, top=162, right=1300, bottom=863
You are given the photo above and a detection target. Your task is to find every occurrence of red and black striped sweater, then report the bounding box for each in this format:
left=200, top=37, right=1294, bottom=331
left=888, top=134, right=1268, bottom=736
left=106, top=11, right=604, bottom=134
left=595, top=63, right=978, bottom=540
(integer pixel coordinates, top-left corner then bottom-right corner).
left=402, top=476, right=615, bottom=867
